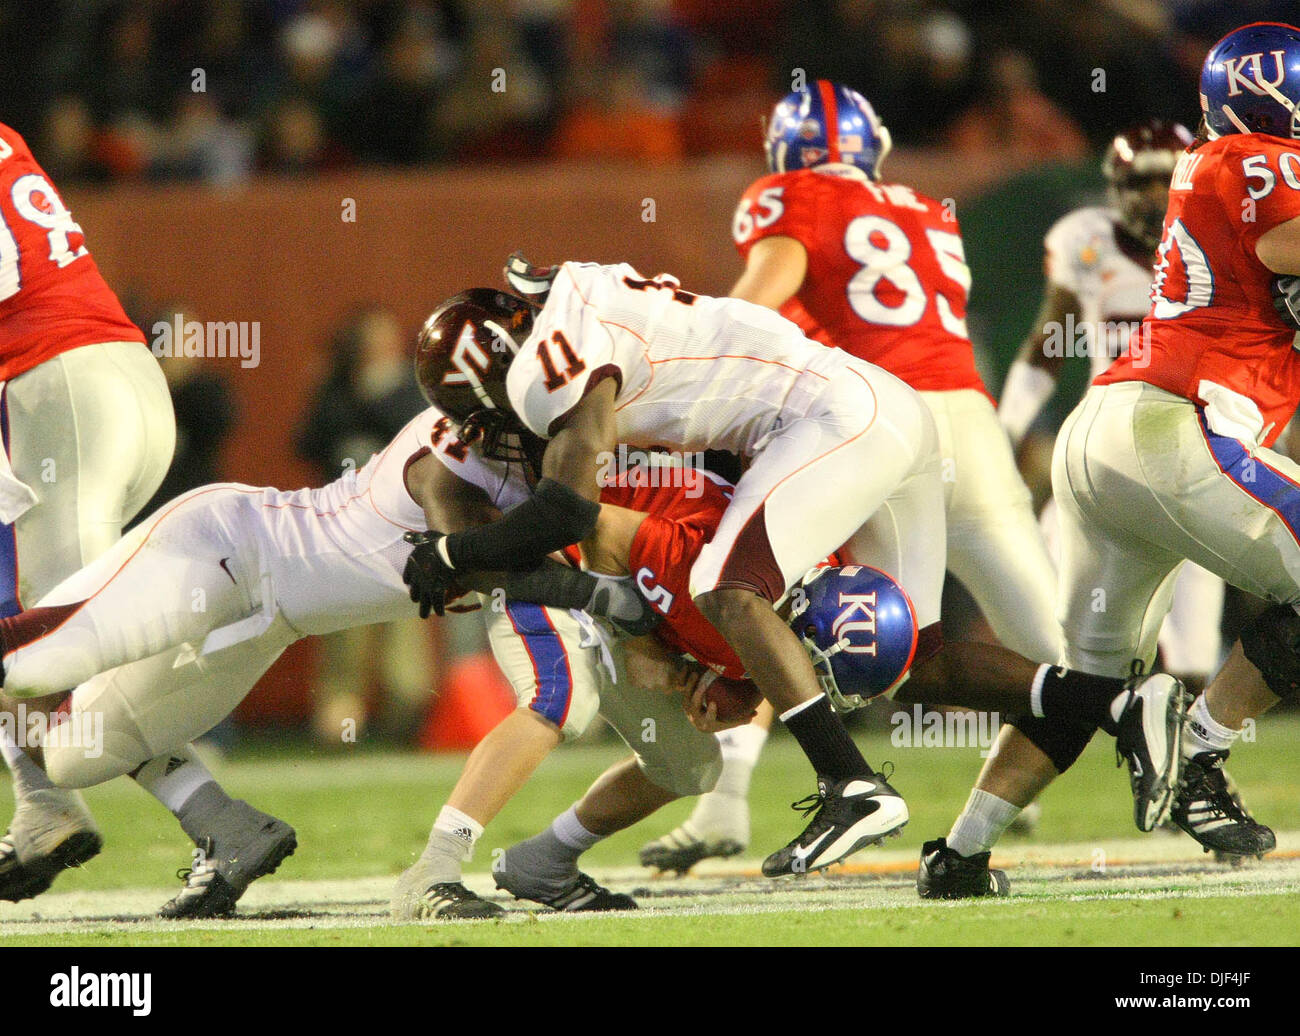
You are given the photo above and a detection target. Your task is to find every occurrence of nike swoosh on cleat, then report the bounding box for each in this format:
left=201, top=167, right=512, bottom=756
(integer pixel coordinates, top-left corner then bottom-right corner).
left=794, top=829, right=834, bottom=862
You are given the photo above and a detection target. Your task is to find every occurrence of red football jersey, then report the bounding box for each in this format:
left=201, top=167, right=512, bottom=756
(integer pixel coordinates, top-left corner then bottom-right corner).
left=732, top=167, right=989, bottom=396
left=1096, top=134, right=1300, bottom=446
left=0, top=123, right=144, bottom=382
left=587, top=470, right=743, bottom=677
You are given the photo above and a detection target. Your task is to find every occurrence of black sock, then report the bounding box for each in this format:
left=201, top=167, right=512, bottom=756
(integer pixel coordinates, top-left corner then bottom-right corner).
left=1038, top=666, right=1126, bottom=735
left=781, top=695, right=870, bottom=780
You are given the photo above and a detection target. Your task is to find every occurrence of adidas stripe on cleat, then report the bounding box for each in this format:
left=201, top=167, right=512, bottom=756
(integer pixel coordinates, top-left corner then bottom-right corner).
left=159, top=804, right=297, bottom=919
left=495, top=868, right=637, bottom=912
left=1171, top=751, right=1276, bottom=859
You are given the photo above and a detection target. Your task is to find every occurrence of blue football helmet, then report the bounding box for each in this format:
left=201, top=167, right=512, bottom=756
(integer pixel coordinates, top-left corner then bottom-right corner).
left=1200, top=21, right=1300, bottom=139
left=764, top=80, right=892, bottom=179
left=788, top=565, right=918, bottom=712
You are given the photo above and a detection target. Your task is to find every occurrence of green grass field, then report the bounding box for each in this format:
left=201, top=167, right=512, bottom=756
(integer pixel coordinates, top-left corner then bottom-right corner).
left=3, top=711, right=1300, bottom=946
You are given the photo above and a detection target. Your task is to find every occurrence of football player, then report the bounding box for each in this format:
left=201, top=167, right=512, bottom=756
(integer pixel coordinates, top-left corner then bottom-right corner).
left=920, top=21, right=1300, bottom=897
left=643, top=79, right=1065, bottom=872
left=405, top=265, right=1187, bottom=879
left=991, top=119, right=1230, bottom=846
left=1000, top=118, right=1226, bottom=695
left=0, top=120, right=292, bottom=913
left=0, top=391, right=680, bottom=918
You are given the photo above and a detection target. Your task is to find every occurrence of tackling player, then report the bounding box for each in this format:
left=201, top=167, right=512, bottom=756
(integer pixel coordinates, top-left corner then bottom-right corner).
left=920, top=21, right=1300, bottom=897
left=0, top=396, right=679, bottom=919
left=643, top=79, right=1065, bottom=872
left=0, top=121, right=291, bottom=914
left=405, top=265, right=1188, bottom=879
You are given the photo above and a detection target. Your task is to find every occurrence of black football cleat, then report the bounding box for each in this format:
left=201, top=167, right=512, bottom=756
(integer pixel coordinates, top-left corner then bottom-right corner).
left=762, top=771, right=908, bottom=877
left=496, top=868, right=637, bottom=912
left=159, top=802, right=297, bottom=919
left=405, top=881, right=504, bottom=920
left=1171, top=751, right=1276, bottom=859
left=917, top=837, right=1010, bottom=899
left=1113, top=671, right=1190, bottom=832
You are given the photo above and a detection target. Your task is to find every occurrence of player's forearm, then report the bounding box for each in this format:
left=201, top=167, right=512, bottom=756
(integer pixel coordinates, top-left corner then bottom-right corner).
left=998, top=356, right=1058, bottom=446
left=456, top=561, right=660, bottom=634
left=442, top=479, right=600, bottom=571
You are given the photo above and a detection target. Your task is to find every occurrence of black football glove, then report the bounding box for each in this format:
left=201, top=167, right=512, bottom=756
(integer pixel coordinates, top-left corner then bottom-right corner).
left=504, top=252, right=559, bottom=302
left=585, top=572, right=664, bottom=637
left=1271, top=274, right=1300, bottom=333
left=403, top=530, right=456, bottom=618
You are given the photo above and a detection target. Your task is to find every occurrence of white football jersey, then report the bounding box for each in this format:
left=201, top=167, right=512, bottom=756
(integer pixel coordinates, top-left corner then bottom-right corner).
left=255, top=408, right=438, bottom=634
left=506, top=262, right=855, bottom=457
left=1044, top=206, right=1154, bottom=380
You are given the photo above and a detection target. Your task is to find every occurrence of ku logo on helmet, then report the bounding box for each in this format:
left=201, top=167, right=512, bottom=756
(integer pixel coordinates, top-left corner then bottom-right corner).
left=1224, top=51, right=1290, bottom=97
left=832, top=591, right=879, bottom=656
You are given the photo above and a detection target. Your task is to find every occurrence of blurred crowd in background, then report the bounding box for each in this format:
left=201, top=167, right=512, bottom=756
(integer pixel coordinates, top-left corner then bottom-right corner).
left=3, top=0, right=1297, bottom=187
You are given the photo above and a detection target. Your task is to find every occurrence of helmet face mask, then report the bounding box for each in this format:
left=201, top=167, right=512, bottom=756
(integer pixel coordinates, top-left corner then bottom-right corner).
left=459, top=409, right=547, bottom=487
left=1199, top=21, right=1300, bottom=140
left=787, top=565, right=919, bottom=713
left=764, top=80, right=891, bottom=180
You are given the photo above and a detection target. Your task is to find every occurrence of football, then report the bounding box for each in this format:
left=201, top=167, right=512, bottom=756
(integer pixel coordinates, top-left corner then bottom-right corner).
left=703, top=674, right=764, bottom=723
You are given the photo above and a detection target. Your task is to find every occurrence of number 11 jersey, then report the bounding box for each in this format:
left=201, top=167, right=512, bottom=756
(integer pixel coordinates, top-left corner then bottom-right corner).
left=505, top=261, right=864, bottom=457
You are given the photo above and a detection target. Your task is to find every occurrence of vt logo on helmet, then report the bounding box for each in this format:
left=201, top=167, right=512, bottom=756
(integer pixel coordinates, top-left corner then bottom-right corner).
left=1200, top=21, right=1300, bottom=139
left=788, top=565, right=919, bottom=712
left=764, top=79, right=892, bottom=179
left=415, top=288, right=541, bottom=467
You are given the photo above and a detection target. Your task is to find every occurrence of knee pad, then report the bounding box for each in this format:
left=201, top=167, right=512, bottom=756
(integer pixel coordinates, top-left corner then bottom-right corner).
left=1241, top=603, right=1300, bottom=700
left=1007, top=712, right=1097, bottom=774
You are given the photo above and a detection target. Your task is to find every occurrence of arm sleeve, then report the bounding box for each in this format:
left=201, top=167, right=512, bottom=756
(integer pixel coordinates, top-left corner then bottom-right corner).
left=443, top=478, right=600, bottom=571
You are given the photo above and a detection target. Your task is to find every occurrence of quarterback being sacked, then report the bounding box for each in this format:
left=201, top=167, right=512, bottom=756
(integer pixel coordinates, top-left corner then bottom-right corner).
left=644, top=79, right=1064, bottom=873
left=406, top=266, right=1190, bottom=878
left=923, top=21, right=1300, bottom=898
left=0, top=120, right=289, bottom=913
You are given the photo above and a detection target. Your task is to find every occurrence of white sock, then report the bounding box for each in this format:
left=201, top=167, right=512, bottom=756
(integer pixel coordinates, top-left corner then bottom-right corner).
left=132, top=748, right=217, bottom=815
left=552, top=805, right=602, bottom=853
left=947, top=788, right=1022, bottom=858
left=0, top=723, right=56, bottom=798
left=717, top=721, right=768, bottom=764
left=1183, top=694, right=1239, bottom=756
left=431, top=804, right=484, bottom=862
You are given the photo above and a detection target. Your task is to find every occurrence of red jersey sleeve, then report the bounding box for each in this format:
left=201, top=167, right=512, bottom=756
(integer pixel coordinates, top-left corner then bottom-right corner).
left=1216, top=135, right=1300, bottom=254
left=731, top=171, right=823, bottom=261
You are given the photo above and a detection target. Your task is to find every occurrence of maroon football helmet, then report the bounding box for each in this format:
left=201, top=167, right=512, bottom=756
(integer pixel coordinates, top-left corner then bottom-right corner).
left=415, top=288, right=541, bottom=468
left=1102, top=120, right=1194, bottom=250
